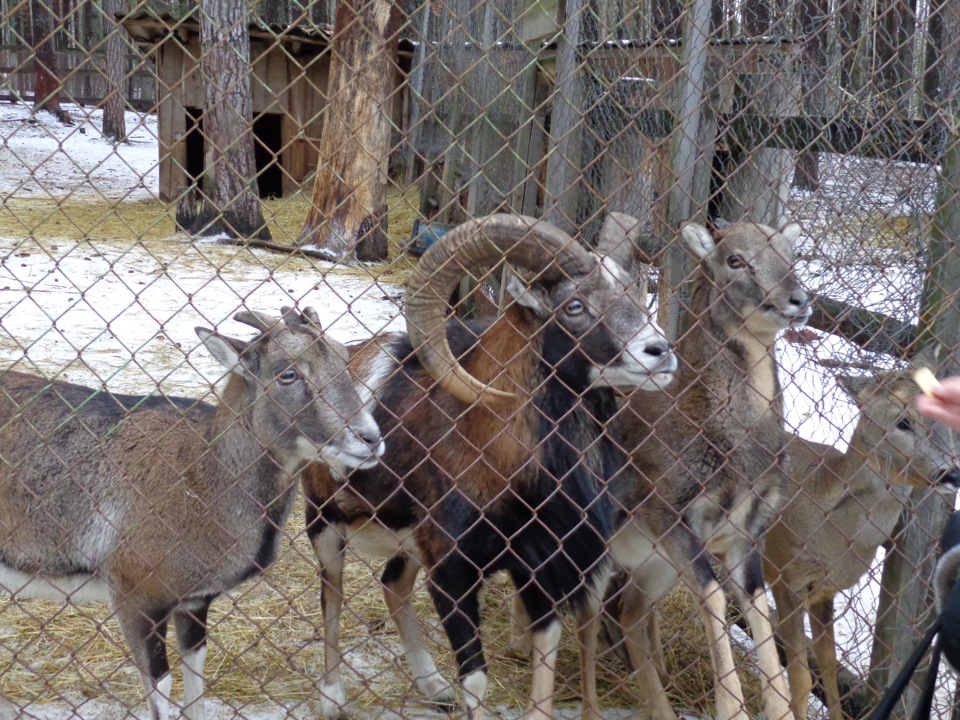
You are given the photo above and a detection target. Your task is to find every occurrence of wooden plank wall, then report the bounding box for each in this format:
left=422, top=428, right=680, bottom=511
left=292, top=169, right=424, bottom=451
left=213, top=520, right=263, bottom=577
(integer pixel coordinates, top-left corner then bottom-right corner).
left=154, top=36, right=331, bottom=201
left=0, top=48, right=157, bottom=107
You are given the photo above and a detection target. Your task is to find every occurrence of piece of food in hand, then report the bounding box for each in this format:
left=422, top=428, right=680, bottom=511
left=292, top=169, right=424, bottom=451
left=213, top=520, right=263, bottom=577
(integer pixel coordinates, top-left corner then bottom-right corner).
left=914, top=367, right=941, bottom=397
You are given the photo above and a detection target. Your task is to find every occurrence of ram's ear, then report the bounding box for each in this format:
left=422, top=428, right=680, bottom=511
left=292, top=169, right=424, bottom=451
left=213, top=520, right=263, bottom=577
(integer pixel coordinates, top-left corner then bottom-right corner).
left=503, top=267, right=551, bottom=318
left=679, top=222, right=715, bottom=259
left=779, top=222, right=803, bottom=244
left=197, top=328, right=257, bottom=378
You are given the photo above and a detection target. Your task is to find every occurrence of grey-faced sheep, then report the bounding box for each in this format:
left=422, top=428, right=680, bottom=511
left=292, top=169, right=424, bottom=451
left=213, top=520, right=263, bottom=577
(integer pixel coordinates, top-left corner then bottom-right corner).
left=0, top=307, right=384, bottom=720
left=600, top=221, right=810, bottom=720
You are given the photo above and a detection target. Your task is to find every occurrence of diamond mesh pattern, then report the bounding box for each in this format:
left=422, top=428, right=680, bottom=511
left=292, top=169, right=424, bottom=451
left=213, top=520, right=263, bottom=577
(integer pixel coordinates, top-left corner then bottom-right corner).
left=0, top=2, right=959, bottom=720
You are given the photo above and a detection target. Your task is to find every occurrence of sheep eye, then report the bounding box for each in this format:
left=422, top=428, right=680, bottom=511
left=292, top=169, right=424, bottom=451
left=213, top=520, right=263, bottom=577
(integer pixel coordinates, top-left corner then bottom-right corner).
left=565, top=299, right=585, bottom=316
left=727, top=254, right=747, bottom=269
left=895, top=416, right=914, bottom=433
left=278, top=369, right=299, bottom=385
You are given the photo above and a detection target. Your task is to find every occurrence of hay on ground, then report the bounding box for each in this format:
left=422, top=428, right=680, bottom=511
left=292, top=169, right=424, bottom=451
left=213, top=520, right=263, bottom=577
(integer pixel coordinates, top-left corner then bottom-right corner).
left=0, top=494, right=765, bottom=718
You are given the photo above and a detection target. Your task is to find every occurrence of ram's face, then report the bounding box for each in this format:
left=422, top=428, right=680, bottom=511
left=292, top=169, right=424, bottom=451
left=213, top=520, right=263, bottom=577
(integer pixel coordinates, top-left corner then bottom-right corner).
left=506, top=258, right=676, bottom=392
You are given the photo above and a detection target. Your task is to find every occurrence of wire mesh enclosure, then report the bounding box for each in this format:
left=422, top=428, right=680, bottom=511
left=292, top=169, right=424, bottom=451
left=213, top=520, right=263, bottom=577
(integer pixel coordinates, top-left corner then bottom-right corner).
left=1, top=1, right=960, bottom=720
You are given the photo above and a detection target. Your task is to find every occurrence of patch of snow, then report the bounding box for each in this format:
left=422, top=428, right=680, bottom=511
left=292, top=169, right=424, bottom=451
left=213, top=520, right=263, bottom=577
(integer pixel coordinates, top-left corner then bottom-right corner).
left=0, top=101, right=159, bottom=202
left=298, top=244, right=341, bottom=261
left=0, top=236, right=404, bottom=395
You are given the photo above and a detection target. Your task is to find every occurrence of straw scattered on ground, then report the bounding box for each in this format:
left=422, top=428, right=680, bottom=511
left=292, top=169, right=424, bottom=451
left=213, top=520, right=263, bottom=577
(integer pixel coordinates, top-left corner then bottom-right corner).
left=0, top=184, right=423, bottom=286
left=0, top=494, right=762, bottom=719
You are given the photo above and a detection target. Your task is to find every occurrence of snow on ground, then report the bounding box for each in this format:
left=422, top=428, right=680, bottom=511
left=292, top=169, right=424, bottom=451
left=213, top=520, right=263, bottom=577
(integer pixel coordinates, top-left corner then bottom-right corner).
left=0, top=102, right=159, bottom=202
left=0, top=102, right=953, bottom=718
left=0, top=234, right=405, bottom=395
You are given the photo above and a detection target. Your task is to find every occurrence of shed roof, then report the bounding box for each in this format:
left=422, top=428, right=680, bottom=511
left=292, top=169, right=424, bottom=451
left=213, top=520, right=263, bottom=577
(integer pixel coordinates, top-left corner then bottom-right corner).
left=121, top=6, right=333, bottom=50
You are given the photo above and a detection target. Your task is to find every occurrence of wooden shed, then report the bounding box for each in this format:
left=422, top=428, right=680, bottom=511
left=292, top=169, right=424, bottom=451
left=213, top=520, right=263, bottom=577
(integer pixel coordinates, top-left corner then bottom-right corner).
left=122, top=7, right=333, bottom=202
left=122, top=7, right=407, bottom=203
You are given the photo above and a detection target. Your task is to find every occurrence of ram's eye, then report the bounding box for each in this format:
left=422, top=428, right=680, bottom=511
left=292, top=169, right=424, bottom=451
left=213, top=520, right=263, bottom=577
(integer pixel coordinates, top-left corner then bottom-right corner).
left=565, top=299, right=585, bottom=316
left=895, top=416, right=914, bottom=433
left=727, top=254, right=747, bottom=269
left=278, top=369, right=299, bottom=385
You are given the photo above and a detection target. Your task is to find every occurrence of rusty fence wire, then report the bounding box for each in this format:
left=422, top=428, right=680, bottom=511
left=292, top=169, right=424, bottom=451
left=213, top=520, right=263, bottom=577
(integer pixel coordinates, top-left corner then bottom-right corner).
left=0, top=1, right=960, bottom=720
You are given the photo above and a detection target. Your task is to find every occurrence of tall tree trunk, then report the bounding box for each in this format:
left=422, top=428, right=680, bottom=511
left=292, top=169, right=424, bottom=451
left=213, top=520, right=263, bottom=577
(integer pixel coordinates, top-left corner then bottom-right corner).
left=101, top=0, right=127, bottom=142
left=792, top=0, right=830, bottom=192
left=187, top=0, right=269, bottom=241
left=31, top=0, right=67, bottom=121
left=542, top=0, right=585, bottom=233
left=297, top=0, right=401, bottom=262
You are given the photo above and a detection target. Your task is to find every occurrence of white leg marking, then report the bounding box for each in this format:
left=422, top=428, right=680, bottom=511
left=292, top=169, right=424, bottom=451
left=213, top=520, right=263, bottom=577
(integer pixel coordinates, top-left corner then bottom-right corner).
left=182, top=646, right=207, bottom=720
left=314, top=527, right=348, bottom=720
left=744, top=590, right=794, bottom=720
left=462, top=669, right=488, bottom=719
left=320, top=681, right=348, bottom=720
left=148, top=674, right=173, bottom=720
left=528, top=620, right=562, bottom=720
left=382, top=558, right=454, bottom=704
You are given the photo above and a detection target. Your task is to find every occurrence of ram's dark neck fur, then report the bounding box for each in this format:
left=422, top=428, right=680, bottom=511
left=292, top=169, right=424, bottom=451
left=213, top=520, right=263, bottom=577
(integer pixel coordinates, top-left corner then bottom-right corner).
left=344, top=307, right=619, bottom=609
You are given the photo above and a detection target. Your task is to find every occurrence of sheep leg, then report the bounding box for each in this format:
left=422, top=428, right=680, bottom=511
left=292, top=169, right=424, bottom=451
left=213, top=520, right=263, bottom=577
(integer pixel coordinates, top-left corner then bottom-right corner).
left=647, top=519, right=750, bottom=720
left=620, top=571, right=680, bottom=720
left=380, top=555, right=455, bottom=707
left=508, top=594, right=533, bottom=656
left=114, top=602, right=173, bottom=720
left=174, top=603, right=211, bottom=720
left=514, top=581, right=562, bottom=720
left=528, top=618, right=562, bottom=720
left=311, top=525, right=350, bottom=720
left=809, top=595, right=843, bottom=720
left=730, top=548, right=794, bottom=720
left=771, top=580, right=813, bottom=720
left=427, top=558, right=487, bottom=720
left=577, top=567, right=610, bottom=720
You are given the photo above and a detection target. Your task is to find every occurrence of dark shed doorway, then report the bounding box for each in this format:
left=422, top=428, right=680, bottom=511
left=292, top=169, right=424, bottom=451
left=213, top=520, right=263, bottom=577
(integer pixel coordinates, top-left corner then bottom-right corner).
left=182, top=109, right=285, bottom=199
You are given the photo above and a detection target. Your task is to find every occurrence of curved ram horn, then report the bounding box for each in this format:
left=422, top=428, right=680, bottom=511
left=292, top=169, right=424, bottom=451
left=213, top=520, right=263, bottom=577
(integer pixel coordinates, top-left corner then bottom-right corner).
left=405, top=214, right=596, bottom=408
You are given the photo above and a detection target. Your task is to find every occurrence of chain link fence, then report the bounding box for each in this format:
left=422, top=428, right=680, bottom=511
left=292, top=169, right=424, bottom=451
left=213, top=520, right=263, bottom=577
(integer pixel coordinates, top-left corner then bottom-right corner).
left=1, top=1, right=960, bottom=719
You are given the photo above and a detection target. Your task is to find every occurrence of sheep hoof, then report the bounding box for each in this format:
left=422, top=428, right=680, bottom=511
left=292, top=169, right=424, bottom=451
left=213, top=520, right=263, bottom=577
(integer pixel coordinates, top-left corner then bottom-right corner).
left=320, top=683, right=350, bottom=720
left=417, top=677, right=457, bottom=711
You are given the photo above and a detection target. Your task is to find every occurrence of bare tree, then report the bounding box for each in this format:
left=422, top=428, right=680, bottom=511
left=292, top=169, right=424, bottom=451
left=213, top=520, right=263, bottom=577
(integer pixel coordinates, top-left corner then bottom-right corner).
left=30, top=0, right=70, bottom=124
left=296, top=0, right=401, bottom=262
left=184, top=0, right=269, bottom=241
left=793, top=0, right=831, bottom=191
left=100, top=0, right=127, bottom=143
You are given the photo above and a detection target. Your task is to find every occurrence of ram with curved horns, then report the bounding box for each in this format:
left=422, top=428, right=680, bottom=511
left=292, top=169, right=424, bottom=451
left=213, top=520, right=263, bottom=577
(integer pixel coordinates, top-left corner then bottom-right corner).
left=302, top=214, right=676, bottom=720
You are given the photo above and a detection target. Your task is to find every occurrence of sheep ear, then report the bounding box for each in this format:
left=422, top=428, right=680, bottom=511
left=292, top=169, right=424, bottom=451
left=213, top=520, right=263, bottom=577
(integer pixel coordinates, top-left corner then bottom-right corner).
left=837, top=374, right=875, bottom=404
left=680, top=223, right=715, bottom=259
left=503, top=267, right=550, bottom=318
left=197, top=327, right=255, bottom=378
left=779, top=222, right=803, bottom=244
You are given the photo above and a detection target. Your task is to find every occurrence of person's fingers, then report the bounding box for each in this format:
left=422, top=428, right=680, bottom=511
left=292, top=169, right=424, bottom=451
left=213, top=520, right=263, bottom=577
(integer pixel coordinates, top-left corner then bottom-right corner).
left=933, top=377, right=960, bottom=404
left=916, top=396, right=960, bottom=431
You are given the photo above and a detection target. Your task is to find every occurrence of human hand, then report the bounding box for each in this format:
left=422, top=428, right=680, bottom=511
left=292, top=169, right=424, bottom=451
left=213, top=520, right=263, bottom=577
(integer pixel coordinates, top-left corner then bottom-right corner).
left=916, top=375, right=960, bottom=432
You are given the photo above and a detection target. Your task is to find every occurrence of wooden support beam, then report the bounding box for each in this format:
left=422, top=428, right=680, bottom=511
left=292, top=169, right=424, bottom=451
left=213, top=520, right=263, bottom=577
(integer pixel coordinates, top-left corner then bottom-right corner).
left=660, top=0, right=712, bottom=340
left=589, top=105, right=947, bottom=164
left=867, top=6, right=960, bottom=710
left=542, top=0, right=584, bottom=232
